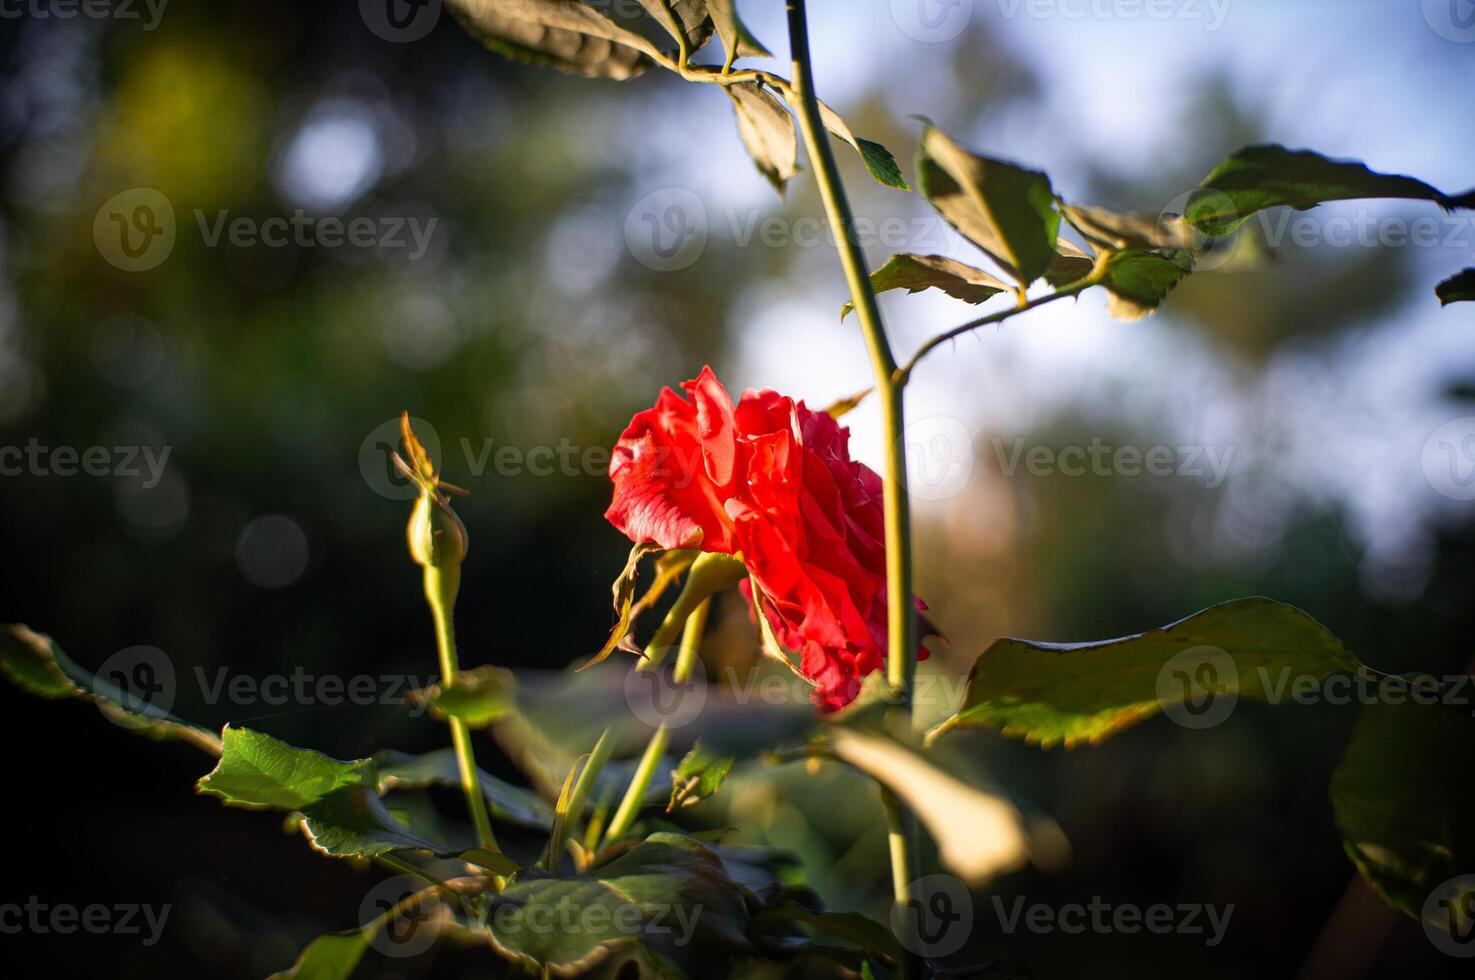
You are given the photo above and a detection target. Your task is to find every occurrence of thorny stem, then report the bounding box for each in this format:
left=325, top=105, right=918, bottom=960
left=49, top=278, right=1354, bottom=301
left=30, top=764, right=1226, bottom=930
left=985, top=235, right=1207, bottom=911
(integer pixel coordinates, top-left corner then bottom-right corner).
left=895, top=265, right=1109, bottom=386
left=425, top=565, right=499, bottom=853
left=785, top=2, right=921, bottom=974
left=604, top=597, right=711, bottom=844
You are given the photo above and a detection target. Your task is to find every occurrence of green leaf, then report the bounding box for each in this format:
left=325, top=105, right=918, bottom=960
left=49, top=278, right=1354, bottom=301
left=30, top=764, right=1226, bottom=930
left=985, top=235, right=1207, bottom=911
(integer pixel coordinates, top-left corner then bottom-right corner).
left=829, top=725, right=1031, bottom=885
left=726, top=83, right=799, bottom=195
left=1187, top=144, right=1475, bottom=236
left=413, top=665, right=516, bottom=727
left=299, top=785, right=446, bottom=857
left=843, top=253, right=1009, bottom=319
left=266, top=932, right=371, bottom=980
left=463, top=847, right=522, bottom=876
left=197, top=726, right=372, bottom=810
left=1436, top=268, right=1475, bottom=306
left=1044, top=238, right=1096, bottom=288
left=0, top=624, right=221, bottom=755
left=446, top=0, right=659, bottom=80
left=668, top=741, right=733, bottom=811
left=1099, top=249, right=1193, bottom=321
left=486, top=832, right=751, bottom=975
left=1331, top=697, right=1475, bottom=921
left=929, top=597, right=1366, bottom=748
left=375, top=748, right=555, bottom=829
left=752, top=900, right=903, bottom=964
left=708, top=0, right=770, bottom=60
left=815, top=101, right=908, bottom=191
left=636, top=0, right=715, bottom=55
left=917, top=123, right=1060, bottom=286
left=197, top=728, right=451, bottom=857
left=1061, top=203, right=1193, bottom=252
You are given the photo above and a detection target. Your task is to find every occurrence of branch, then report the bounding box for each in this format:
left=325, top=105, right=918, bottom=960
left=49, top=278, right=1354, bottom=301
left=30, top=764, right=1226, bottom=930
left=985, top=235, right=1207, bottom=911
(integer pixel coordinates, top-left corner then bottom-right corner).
left=894, top=272, right=1106, bottom=387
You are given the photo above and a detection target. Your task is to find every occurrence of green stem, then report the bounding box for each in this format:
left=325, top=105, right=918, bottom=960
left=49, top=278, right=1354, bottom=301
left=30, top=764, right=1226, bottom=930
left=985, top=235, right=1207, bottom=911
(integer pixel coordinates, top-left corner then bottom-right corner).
left=547, top=727, right=616, bottom=868
left=425, top=565, right=498, bottom=853
left=785, top=0, right=916, bottom=703
left=605, top=597, right=711, bottom=843
left=895, top=264, right=1110, bottom=386
left=785, top=4, right=921, bottom=973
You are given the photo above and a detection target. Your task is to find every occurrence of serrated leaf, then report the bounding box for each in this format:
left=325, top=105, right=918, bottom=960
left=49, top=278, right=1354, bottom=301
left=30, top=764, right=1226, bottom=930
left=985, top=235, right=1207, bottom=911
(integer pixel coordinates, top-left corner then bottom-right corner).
left=447, top=0, right=659, bottom=80
left=487, top=832, right=751, bottom=975
left=376, top=748, right=555, bottom=829
left=1187, top=144, right=1475, bottom=236
left=708, top=0, right=770, bottom=60
left=1100, top=248, right=1192, bottom=321
left=1043, top=237, right=1095, bottom=288
left=928, top=597, right=1366, bottom=748
left=299, top=784, right=447, bottom=857
left=667, top=741, right=733, bottom=811
left=1331, top=697, right=1475, bottom=922
left=413, top=664, right=516, bottom=726
left=815, top=101, right=908, bottom=191
left=1436, top=268, right=1475, bottom=306
left=636, top=0, right=714, bottom=54
left=843, top=253, right=1009, bottom=319
left=751, top=900, right=903, bottom=964
left=1, top=624, right=221, bottom=755
left=1061, top=203, right=1194, bottom=251
left=197, top=726, right=373, bottom=810
left=197, top=727, right=451, bottom=857
left=727, top=83, right=799, bottom=195
left=917, top=123, right=1060, bottom=286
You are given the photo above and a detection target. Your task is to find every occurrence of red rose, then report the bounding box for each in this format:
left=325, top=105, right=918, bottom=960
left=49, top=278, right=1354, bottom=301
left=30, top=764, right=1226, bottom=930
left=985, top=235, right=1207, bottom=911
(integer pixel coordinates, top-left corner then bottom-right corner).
left=606, top=366, right=929, bottom=712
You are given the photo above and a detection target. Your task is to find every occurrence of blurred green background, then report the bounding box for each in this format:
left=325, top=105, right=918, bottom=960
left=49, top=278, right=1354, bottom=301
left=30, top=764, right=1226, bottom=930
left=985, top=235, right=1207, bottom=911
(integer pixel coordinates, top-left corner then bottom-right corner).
left=2, top=1, right=1473, bottom=977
